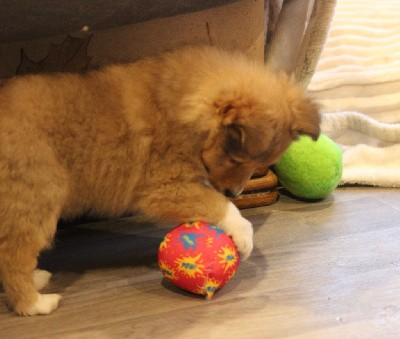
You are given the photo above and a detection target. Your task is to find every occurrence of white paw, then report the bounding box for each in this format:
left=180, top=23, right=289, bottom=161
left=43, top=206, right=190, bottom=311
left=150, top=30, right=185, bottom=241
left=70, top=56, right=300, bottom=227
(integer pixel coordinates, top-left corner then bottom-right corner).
left=33, top=269, right=52, bottom=290
left=219, top=202, right=254, bottom=260
left=25, top=293, right=61, bottom=315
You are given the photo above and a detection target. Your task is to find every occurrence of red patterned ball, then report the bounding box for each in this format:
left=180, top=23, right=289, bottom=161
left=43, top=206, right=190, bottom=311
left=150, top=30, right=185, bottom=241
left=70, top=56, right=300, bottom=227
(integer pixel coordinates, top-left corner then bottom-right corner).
left=158, top=221, right=240, bottom=299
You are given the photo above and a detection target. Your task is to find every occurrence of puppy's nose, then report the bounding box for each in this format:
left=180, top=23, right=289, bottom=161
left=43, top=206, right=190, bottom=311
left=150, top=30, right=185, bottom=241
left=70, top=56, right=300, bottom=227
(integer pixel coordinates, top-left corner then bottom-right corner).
left=224, top=189, right=238, bottom=199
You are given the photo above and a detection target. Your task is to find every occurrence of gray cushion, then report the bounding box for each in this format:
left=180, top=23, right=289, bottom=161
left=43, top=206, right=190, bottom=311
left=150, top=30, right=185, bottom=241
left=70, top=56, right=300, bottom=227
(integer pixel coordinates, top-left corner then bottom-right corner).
left=0, top=0, right=241, bottom=43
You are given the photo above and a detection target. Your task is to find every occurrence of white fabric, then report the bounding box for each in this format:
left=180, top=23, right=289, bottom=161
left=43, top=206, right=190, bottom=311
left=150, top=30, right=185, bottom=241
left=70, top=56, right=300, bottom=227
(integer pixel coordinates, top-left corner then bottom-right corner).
left=322, top=112, right=400, bottom=187
left=309, top=0, right=400, bottom=123
left=310, top=0, right=400, bottom=187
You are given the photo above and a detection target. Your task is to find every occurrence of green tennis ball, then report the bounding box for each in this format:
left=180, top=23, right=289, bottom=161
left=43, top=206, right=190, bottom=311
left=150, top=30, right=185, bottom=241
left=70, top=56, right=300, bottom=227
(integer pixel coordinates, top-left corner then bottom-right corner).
left=274, top=134, right=343, bottom=200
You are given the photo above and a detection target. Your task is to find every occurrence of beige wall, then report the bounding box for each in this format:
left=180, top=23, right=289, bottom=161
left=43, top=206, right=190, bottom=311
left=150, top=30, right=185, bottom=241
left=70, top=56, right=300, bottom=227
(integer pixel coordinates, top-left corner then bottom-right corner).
left=0, top=0, right=265, bottom=78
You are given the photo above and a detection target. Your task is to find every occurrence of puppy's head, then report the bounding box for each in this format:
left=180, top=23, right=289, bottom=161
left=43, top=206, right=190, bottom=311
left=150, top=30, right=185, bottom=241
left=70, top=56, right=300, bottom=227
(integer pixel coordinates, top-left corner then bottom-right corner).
left=201, top=70, right=320, bottom=198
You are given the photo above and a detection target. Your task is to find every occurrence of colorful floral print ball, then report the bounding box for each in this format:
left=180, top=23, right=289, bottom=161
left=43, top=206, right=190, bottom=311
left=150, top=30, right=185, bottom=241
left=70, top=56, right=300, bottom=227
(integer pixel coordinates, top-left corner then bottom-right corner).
left=158, top=221, right=240, bottom=299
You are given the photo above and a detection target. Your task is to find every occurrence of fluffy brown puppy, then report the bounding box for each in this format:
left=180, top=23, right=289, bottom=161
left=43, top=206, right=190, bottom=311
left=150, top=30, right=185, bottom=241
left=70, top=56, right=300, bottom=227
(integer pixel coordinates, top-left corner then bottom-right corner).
left=0, top=45, right=320, bottom=315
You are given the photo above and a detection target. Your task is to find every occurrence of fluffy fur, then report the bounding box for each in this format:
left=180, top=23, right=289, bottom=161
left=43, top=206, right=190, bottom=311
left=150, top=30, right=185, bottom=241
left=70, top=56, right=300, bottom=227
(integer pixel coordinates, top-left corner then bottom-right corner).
left=0, top=46, right=320, bottom=315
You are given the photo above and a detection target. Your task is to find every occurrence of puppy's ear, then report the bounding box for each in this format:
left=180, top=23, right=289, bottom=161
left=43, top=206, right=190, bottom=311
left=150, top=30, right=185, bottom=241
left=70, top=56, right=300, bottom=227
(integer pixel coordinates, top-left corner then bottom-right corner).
left=215, top=100, right=247, bottom=156
left=215, top=99, right=238, bottom=125
left=217, top=100, right=271, bottom=158
left=290, top=97, right=321, bottom=140
left=224, top=124, right=245, bottom=156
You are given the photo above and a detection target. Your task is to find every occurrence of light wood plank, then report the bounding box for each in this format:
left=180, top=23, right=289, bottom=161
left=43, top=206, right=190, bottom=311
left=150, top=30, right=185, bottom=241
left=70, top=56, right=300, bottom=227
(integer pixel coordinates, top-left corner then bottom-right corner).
left=1, top=187, right=400, bottom=338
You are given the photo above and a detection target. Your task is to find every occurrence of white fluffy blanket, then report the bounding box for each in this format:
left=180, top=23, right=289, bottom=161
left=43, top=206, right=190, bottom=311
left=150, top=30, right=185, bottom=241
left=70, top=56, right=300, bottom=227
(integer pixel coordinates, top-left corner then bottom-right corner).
left=322, top=112, right=400, bottom=187
left=308, top=0, right=400, bottom=188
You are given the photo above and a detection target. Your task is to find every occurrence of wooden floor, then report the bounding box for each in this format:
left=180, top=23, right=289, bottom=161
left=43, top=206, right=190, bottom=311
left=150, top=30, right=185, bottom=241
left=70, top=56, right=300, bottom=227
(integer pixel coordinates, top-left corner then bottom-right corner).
left=1, top=187, right=399, bottom=338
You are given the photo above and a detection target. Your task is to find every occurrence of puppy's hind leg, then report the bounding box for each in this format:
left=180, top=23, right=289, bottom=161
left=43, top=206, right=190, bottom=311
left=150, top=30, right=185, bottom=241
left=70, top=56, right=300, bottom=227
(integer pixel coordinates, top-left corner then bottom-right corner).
left=33, top=269, right=53, bottom=291
left=0, top=150, right=67, bottom=315
left=0, top=202, right=64, bottom=315
left=0, top=239, right=61, bottom=316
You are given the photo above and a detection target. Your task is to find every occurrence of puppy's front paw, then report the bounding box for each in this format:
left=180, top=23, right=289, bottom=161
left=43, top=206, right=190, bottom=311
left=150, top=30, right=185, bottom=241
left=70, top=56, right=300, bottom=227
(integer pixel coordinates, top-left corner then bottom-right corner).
left=219, top=202, right=254, bottom=260
left=228, top=217, right=253, bottom=260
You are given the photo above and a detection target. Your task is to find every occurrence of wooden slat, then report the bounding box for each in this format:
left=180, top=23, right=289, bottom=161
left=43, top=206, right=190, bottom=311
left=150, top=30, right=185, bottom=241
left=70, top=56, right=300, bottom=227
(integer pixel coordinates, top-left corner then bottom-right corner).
left=1, top=187, right=399, bottom=337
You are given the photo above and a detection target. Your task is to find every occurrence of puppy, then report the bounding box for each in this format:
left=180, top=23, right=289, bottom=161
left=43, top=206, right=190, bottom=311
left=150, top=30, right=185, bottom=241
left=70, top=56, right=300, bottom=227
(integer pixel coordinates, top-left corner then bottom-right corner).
left=0, top=45, right=320, bottom=315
